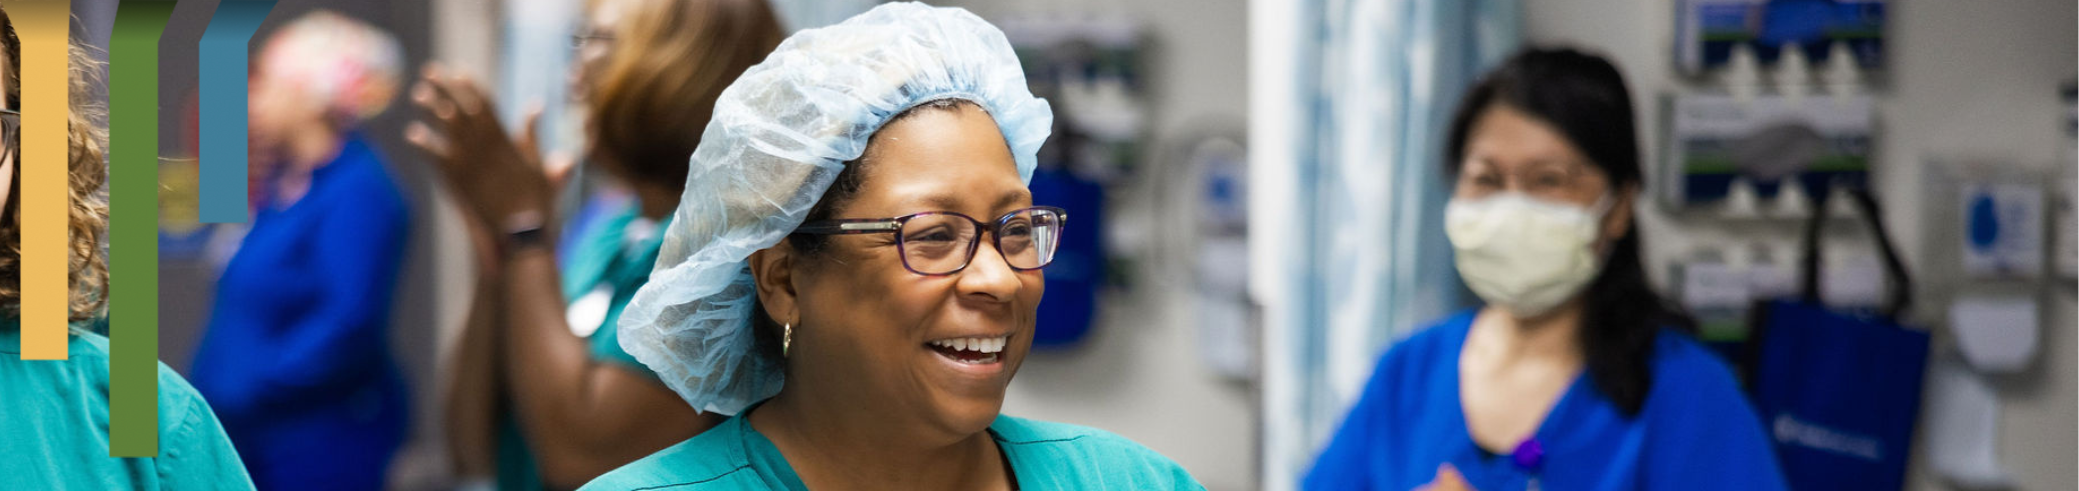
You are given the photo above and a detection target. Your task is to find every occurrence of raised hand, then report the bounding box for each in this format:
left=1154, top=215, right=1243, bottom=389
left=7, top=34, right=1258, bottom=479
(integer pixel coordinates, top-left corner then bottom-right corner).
left=404, top=62, right=552, bottom=232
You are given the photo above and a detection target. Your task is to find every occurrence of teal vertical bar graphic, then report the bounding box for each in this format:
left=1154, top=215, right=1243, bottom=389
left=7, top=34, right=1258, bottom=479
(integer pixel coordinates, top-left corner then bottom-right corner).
left=196, top=0, right=274, bottom=223
left=109, top=0, right=177, bottom=458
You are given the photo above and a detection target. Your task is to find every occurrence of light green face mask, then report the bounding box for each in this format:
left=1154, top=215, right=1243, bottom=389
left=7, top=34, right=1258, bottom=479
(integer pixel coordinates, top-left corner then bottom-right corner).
left=1445, top=192, right=1611, bottom=318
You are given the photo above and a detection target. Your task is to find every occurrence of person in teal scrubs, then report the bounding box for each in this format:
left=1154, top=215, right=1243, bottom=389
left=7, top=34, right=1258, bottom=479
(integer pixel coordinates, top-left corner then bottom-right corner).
left=0, top=14, right=252, bottom=488
left=2, top=322, right=255, bottom=490
left=586, top=4, right=1203, bottom=489
left=407, top=0, right=786, bottom=488
left=477, top=202, right=681, bottom=490
left=590, top=403, right=1200, bottom=490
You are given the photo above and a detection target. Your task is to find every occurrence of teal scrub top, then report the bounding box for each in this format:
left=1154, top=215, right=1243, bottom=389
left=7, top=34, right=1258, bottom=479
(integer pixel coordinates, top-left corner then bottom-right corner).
left=0, top=320, right=255, bottom=489
left=578, top=406, right=1206, bottom=490
left=498, top=206, right=672, bottom=490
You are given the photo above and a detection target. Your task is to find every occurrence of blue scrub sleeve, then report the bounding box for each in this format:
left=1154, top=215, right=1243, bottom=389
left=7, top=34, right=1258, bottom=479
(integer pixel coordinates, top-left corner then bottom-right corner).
left=1303, top=348, right=1403, bottom=491
left=1641, top=348, right=1790, bottom=491
left=248, top=183, right=409, bottom=409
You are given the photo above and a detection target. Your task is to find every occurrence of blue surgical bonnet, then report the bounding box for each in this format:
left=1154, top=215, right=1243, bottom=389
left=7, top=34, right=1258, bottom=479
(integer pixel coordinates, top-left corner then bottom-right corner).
left=617, top=2, right=1053, bottom=415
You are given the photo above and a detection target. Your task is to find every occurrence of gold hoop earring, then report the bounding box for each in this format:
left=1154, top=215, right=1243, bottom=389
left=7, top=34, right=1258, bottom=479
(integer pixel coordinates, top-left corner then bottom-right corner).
left=782, top=323, right=793, bottom=358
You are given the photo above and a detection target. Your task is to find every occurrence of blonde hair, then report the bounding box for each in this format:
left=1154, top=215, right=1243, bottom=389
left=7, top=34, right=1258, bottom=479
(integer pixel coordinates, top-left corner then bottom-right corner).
left=586, top=0, right=783, bottom=186
left=0, top=40, right=110, bottom=323
left=256, top=10, right=403, bottom=124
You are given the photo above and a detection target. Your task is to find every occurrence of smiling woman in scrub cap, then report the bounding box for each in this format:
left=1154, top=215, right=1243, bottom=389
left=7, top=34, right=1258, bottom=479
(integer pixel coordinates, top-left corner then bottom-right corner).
left=583, top=3, right=1201, bottom=490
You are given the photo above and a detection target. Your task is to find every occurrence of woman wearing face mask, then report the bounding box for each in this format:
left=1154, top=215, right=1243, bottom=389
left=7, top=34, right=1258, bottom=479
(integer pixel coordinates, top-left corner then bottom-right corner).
left=1303, top=48, right=1786, bottom=491
left=578, top=4, right=1202, bottom=490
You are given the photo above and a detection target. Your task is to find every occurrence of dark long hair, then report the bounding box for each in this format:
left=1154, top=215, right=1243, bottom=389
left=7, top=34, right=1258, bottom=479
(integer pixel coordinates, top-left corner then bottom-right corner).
left=1443, top=47, right=1696, bottom=416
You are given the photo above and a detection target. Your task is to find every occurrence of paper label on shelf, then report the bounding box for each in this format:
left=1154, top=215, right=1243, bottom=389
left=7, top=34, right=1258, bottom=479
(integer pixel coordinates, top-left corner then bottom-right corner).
left=1748, top=261, right=1800, bottom=300
left=1819, top=255, right=1885, bottom=308
left=1960, top=182, right=2045, bottom=279
left=1681, top=262, right=1752, bottom=309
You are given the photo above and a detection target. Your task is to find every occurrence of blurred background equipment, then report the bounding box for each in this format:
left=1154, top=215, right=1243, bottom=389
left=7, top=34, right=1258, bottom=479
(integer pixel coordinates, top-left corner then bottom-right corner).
left=1659, top=92, right=1875, bottom=212
left=1674, top=0, right=1887, bottom=74
left=1176, top=130, right=1253, bottom=382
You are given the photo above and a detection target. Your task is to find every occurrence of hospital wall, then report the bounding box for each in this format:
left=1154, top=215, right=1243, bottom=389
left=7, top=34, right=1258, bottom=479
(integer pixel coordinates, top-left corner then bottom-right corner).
left=1523, top=0, right=2078, bottom=489
left=931, top=1, right=1259, bottom=490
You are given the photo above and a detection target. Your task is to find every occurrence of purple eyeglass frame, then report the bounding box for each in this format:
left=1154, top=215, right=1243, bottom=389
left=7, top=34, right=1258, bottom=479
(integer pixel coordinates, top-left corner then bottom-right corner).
left=792, top=205, right=1068, bottom=276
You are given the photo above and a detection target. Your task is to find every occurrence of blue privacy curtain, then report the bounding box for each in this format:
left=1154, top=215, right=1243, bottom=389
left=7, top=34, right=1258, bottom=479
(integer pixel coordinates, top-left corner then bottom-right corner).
left=1251, top=0, right=1517, bottom=488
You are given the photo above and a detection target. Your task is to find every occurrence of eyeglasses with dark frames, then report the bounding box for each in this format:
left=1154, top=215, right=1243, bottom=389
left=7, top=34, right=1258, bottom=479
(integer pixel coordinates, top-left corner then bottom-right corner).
left=0, top=109, right=17, bottom=165
left=569, top=30, right=617, bottom=50
left=794, top=206, right=1067, bottom=276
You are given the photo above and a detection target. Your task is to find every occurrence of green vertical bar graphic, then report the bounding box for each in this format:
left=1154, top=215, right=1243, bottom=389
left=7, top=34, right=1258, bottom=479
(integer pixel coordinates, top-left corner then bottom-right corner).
left=108, top=0, right=178, bottom=458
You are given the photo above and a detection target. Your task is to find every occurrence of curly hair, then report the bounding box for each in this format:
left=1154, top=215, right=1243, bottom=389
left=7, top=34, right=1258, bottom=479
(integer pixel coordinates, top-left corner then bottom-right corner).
left=0, top=8, right=111, bottom=323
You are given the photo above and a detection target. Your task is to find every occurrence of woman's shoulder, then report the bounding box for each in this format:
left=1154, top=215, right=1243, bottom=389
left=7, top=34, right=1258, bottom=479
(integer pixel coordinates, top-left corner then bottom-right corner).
left=1644, top=328, right=1751, bottom=411
left=8, top=330, right=255, bottom=489
left=49, top=330, right=220, bottom=423
left=989, top=414, right=1144, bottom=448
left=1396, top=310, right=1478, bottom=353
left=155, top=361, right=259, bottom=489
left=1648, top=329, right=1739, bottom=384
left=1637, top=329, right=1789, bottom=489
left=990, top=416, right=1206, bottom=490
left=321, top=136, right=409, bottom=210
left=580, top=416, right=759, bottom=491
left=1369, top=309, right=1478, bottom=378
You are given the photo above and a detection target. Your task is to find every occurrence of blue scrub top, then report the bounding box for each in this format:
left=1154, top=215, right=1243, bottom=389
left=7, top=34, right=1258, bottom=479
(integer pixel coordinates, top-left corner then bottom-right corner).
left=188, top=133, right=412, bottom=490
left=0, top=322, right=255, bottom=489
left=580, top=404, right=1204, bottom=490
left=1305, top=310, right=1787, bottom=491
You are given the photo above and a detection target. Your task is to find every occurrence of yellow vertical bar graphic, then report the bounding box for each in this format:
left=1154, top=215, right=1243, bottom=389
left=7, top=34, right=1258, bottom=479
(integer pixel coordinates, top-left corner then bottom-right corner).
left=18, top=0, right=72, bottom=360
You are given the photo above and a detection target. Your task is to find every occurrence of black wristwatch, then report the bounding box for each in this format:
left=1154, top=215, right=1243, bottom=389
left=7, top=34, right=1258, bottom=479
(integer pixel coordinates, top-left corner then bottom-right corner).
left=500, top=210, right=552, bottom=255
